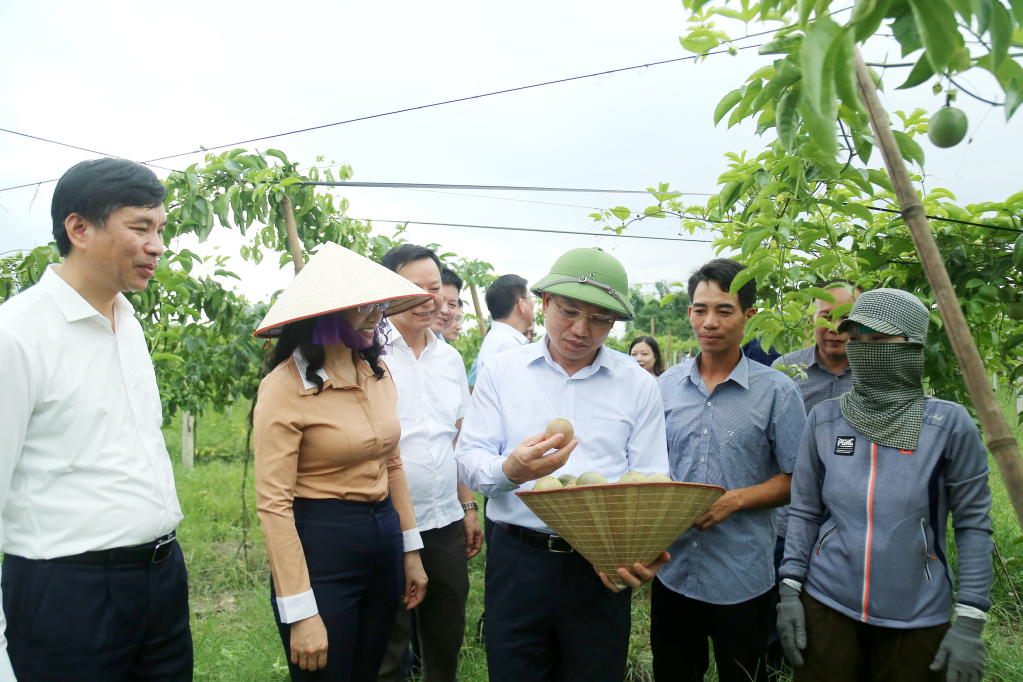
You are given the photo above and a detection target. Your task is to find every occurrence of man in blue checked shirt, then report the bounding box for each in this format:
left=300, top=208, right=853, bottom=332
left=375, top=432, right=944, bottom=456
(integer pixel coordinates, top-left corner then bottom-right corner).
left=653, top=258, right=807, bottom=682
left=456, top=247, right=670, bottom=682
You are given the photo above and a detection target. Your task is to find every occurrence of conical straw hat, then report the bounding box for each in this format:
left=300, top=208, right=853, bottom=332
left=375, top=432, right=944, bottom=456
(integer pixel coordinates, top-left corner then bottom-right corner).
left=516, top=482, right=724, bottom=589
left=254, top=242, right=434, bottom=338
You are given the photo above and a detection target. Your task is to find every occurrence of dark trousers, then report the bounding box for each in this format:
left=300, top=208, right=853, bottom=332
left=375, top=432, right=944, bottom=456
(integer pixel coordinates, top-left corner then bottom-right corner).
left=2, top=541, right=192, bottom=681
left=767, top=534, right=787, bottom=673
left=651, top=577, right=773, bottom=682
left=795, top=593, right=949, bottom=682
left=484, top=523, right=632, bottom=682
left=379, top=520, right=469, bottom=682
left=272, top=497, right=405, bottom=682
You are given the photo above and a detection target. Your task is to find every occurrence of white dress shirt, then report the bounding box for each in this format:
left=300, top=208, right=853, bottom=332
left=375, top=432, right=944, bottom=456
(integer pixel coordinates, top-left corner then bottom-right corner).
left=384, top=322, right=470, bottom=532
left=474, top=320, right=528, bottom=378
left=455, top=338, right=669, bottom=532
left=0, top=267, right=183, bottom=672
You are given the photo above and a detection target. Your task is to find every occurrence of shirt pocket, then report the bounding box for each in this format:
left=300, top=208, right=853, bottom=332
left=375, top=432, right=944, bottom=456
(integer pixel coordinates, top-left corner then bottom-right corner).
left=722, top=428, right=767, bottom=487
left=580, top=418, right=632, bottom=465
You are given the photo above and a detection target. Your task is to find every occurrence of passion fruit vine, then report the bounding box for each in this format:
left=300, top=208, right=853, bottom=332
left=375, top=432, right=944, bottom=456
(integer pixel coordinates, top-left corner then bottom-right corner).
left=928, top=107, right=968, bottom=148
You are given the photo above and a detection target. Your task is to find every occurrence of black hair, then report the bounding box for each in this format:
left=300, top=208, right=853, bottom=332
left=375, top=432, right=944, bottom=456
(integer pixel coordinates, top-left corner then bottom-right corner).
left=456, top=299, right=464, bottom=308
left=441, top=267, right=463, bottom=292
left=629, top=335, right=664, bottom=376
left=687, top=258, right=756, bottom=312
left=818, top=278, right=865, bottom=295
left=486, top=274, right=529, bottom=320
left=263, top=315, right=386, bottom=394
left=51, top=158, right=167, bottom=257
left=380, top=244, right=442, bottom=275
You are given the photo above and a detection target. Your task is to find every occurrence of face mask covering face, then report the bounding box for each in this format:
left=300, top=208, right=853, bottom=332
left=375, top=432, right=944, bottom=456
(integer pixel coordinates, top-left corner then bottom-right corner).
left=840, top=341, right=926, bottom=450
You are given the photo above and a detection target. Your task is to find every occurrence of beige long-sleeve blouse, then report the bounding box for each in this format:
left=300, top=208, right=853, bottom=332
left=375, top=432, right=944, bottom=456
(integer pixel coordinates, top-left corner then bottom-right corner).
left=254, top=350, right=420, bottom=622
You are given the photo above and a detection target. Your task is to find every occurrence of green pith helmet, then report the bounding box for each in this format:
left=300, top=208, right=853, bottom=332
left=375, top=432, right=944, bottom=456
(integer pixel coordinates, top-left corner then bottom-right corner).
left=531, top=247, right=635, bottom=321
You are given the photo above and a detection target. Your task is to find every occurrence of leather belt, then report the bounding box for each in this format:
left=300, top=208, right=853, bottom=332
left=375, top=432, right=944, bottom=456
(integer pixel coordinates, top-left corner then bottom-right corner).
left=498, top=522, right=574, bottom=554
left=51, top=532, right=178, bottom=565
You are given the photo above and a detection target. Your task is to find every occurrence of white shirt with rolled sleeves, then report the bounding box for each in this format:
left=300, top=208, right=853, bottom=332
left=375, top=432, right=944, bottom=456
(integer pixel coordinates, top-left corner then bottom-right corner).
left=455, top=338, right=669, bottom=533
left=383, top=321, right=470, bottom=532
left=0, top=267, right=183, bottom=679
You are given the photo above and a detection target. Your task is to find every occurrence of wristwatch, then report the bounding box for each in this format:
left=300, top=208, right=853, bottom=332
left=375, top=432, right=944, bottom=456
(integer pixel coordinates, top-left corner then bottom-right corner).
left=461, top=501, right=479, bottom=513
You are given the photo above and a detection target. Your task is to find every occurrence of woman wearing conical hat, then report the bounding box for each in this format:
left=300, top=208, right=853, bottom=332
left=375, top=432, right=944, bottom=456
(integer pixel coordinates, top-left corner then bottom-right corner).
left=252, top=243, right=433, bottom=681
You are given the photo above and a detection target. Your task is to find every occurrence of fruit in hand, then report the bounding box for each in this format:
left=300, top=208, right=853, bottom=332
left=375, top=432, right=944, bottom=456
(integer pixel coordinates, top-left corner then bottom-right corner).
left=558, top=474, right=578, bottom=486
left=617, top=471, right=648, bottom=483
left=928, top=107, right=968, bottom=148
left=545, top=418, right=575, bottom=444
left=576, top=471, right=609, bottom=486
left=533, top=476, right=564, bottom=490
left=646, top=473, right=673, bottom=483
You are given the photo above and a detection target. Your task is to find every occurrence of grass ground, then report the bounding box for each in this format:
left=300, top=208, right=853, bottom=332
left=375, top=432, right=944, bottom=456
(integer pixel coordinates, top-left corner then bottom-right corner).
left=168, top=393, right=1023, bottom=681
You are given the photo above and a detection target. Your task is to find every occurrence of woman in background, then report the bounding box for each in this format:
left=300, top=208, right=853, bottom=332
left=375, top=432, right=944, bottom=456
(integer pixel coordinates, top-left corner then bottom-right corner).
left=629, top=335, right=664, bottom=377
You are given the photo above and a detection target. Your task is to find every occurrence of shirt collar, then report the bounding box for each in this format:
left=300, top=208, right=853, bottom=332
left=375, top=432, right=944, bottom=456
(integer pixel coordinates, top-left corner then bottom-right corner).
left=292, top=347, right=372, bottom=393
left=386, top=319, right=438, bottom=354
left=684, top=350, right=751, bottom=391
left=40, top=266, right=135, bottom=326
left=490, top=320, right=529, bottom=344
left=810, top=344, right=851, bottom=376
left=528, top=337, right=616, bottom=379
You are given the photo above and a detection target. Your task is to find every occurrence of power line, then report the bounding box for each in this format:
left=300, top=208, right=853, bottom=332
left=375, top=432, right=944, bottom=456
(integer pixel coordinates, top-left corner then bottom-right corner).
left=355, top=217, right=715, bottom=242
left=301, top=181, right=715, bottom=195
left=859, top=204, right=1022, bottom=233
left=0, top=43, right=767, bottom=194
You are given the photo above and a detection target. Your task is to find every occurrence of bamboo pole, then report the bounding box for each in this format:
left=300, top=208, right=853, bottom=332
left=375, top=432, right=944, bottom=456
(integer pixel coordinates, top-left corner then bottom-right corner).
left=469, top=280, right=488, bottom=340
left=281, top=195, right=305, bottom=274
left=854, top=47, right=1023, bottom=531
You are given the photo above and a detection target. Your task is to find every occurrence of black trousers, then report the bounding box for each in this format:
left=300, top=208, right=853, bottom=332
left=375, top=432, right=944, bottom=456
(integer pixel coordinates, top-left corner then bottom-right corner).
left=272, top=497, right=404, bottom=682
left=651, top=577, right=773, bottom=682
left=484, top=523, right=632, bottom=682
left=379, top=520, right=469, bottom=682
left=2, top=541, right=192, bottom=681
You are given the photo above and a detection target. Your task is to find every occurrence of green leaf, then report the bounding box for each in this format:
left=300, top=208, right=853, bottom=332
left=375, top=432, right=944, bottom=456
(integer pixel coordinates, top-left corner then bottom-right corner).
left=800, top=17, right=844, bottom=157
left=896, top=52, right=935, bottom=89
left=1014, top=232, right=1023, bottom=269
left=265, top=149, right=290, bottom=166
left=152, top=352, right=185, bottom=364
left=975, top=54, right=1023, bottom=118
left=853, top=0, right=893, bottom=42
left=892, top=130, right=926, bottom=167
left=1009, top=0, right=1023, bottom=23
left=828, top=302, right=855, bottom=320
left=719, top=181, right=743, bottom=211
left=805, top=287, right=836, bottom=303
left=214, top=269, right=241, bottom=280
left=906, top=0, right=961, bottom=74
left=279, top=177, right=302, bottom=187
left=776, top=84, right=802, bottom=152
left=840, top=202, right=875, bottom=223
left=680, top=34, right=719, bottom=54
left=752, top=62, right=802, bottom=114
left=834, top=29, right=865, bottom=115
left=867, top=169, right=894, bottom=192
left=643, top=205, right=667, bottom=218
left=729, top=268, right=757, bottom=296
left=989, top=0, right=1012, bottom=73
left=891, top=7, right=923, bottom=57
left=799, top=0, right=815, bottom=27
left=759, top=34, right=803, bottom=55
left=1003, top=333, right=1023, bottom=351
left=715, top=89, right=744, bottom=125
left=610, top=206, right=631, bottom=221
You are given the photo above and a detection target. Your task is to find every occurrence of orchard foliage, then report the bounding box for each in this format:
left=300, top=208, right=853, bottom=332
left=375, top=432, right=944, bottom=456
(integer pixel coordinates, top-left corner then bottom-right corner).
left=589, top=0, right=1023, bottom=411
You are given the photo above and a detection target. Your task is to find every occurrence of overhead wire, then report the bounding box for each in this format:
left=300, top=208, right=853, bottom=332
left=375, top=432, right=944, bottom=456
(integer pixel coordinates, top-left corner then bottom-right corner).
left=351, top=218, right=716, bottom=243
left=858, top=204, right=1022, bottom=233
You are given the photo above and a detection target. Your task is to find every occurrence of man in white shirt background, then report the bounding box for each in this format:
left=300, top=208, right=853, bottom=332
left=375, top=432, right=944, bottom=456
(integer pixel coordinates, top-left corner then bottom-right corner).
left=378, top=245, right=482, bottom=682
left=456, top=247, right=670, bottom=682
left=442, top=299, right=464, bottom=343
left=430, top=267, right=463, bottom=343
left=0, top=159, right=190, bottom=680
left=466, top=274, right=534, bottom=392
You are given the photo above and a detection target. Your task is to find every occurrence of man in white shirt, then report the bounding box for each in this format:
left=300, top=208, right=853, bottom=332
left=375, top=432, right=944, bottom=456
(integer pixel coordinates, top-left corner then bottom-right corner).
left=456, top=247, right=670, bottom=682
left=378, top=245, right=481, bottom=682
left=467, top=274, right=534, bottom=390
left=430, top=267, right=463, bottom=343
left=0, top=159, right=189, bottom=681
left=441, top=300, right=463, bottom=343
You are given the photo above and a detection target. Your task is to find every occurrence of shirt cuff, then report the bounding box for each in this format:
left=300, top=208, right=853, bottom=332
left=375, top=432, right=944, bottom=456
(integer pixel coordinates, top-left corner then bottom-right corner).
left=782, top=579, right=803, bottom=592
left=488, top=457, right=519, bottom=493
left=955, top=604, right=988, bottom=621
left=403, top=528, right=424, bottom=552
left=276, top=589, right=318, bottom=624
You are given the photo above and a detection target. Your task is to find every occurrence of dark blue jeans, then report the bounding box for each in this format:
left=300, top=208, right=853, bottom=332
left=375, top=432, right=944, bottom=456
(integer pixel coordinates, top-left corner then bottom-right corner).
left=2, top=542, right=192, bottom=681
left=272, top=497, right=404, bottom=682
left=484, top=523, right=632, bottom=682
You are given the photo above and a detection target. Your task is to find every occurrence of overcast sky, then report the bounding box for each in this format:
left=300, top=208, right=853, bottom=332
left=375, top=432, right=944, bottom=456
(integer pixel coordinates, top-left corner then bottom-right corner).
left=2, top=1, right=1019, bottom=324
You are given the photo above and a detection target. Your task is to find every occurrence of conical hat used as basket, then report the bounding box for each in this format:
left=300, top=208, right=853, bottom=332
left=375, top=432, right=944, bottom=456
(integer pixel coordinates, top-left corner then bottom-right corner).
left=254, top=242, right=434, bottom=338
left=516, top=482, right=724, bottom=588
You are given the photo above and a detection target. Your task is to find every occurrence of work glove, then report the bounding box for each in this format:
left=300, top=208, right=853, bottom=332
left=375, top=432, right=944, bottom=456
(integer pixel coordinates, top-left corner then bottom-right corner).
left=776, top=582, right=807, bottom=667
left=929, top=615, right=986, bottom=682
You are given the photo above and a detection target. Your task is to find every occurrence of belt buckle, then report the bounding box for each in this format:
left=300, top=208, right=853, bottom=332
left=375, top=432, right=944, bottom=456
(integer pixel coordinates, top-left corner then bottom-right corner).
left=151, top=532, right=175, bottom=563
left=547, top=535, right=572, bottom=554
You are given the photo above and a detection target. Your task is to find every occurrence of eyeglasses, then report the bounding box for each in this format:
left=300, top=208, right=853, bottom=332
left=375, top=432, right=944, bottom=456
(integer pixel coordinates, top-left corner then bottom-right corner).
left=452, top=315, right=464, bottom=323
left=356, top=301, right=391, bottom=314
left=553, top=302, right=616, bottom=330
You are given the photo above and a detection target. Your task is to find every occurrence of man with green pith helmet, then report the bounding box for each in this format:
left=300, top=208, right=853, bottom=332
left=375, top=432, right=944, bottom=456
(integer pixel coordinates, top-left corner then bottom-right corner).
left=455, top=247, right=670, bottom=682
left=778, top=288, right=994, bottom=682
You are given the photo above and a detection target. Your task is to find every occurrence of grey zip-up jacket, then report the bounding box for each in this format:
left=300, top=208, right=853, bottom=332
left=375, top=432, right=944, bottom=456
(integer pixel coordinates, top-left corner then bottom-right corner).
left=781, top=398, right=993, bottom=628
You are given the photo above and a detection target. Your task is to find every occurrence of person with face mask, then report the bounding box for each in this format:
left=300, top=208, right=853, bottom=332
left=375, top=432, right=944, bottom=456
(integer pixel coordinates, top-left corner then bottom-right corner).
left=777, top=289, right=993, bottom=682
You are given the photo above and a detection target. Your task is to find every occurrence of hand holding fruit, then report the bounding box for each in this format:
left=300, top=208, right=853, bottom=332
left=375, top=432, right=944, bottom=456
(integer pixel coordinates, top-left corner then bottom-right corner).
left=596, top=550, right=671, bottom=593
left=503, top=428, right=578, bottom=485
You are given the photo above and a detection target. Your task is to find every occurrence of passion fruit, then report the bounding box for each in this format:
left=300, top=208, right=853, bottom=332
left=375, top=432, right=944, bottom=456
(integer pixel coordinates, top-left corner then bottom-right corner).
left=545, top=418, right=575, bottom=444
left=576, top=471, right=609, bottom=486
left=533, top=476, right=564, bottom=490
left=558, top=474, right=578, bottom=486
left=646, top=473, right=673, bottom=483
left=928, top=107, right=968, bottom=148
left=617, top=471, right=648, bottom=484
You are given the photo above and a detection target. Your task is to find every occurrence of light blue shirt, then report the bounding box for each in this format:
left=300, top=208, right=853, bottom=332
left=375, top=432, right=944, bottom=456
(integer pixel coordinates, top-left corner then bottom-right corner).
left=657, top=353, right=806, bottom=605
left=455, top=338, right=669, bottom=532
